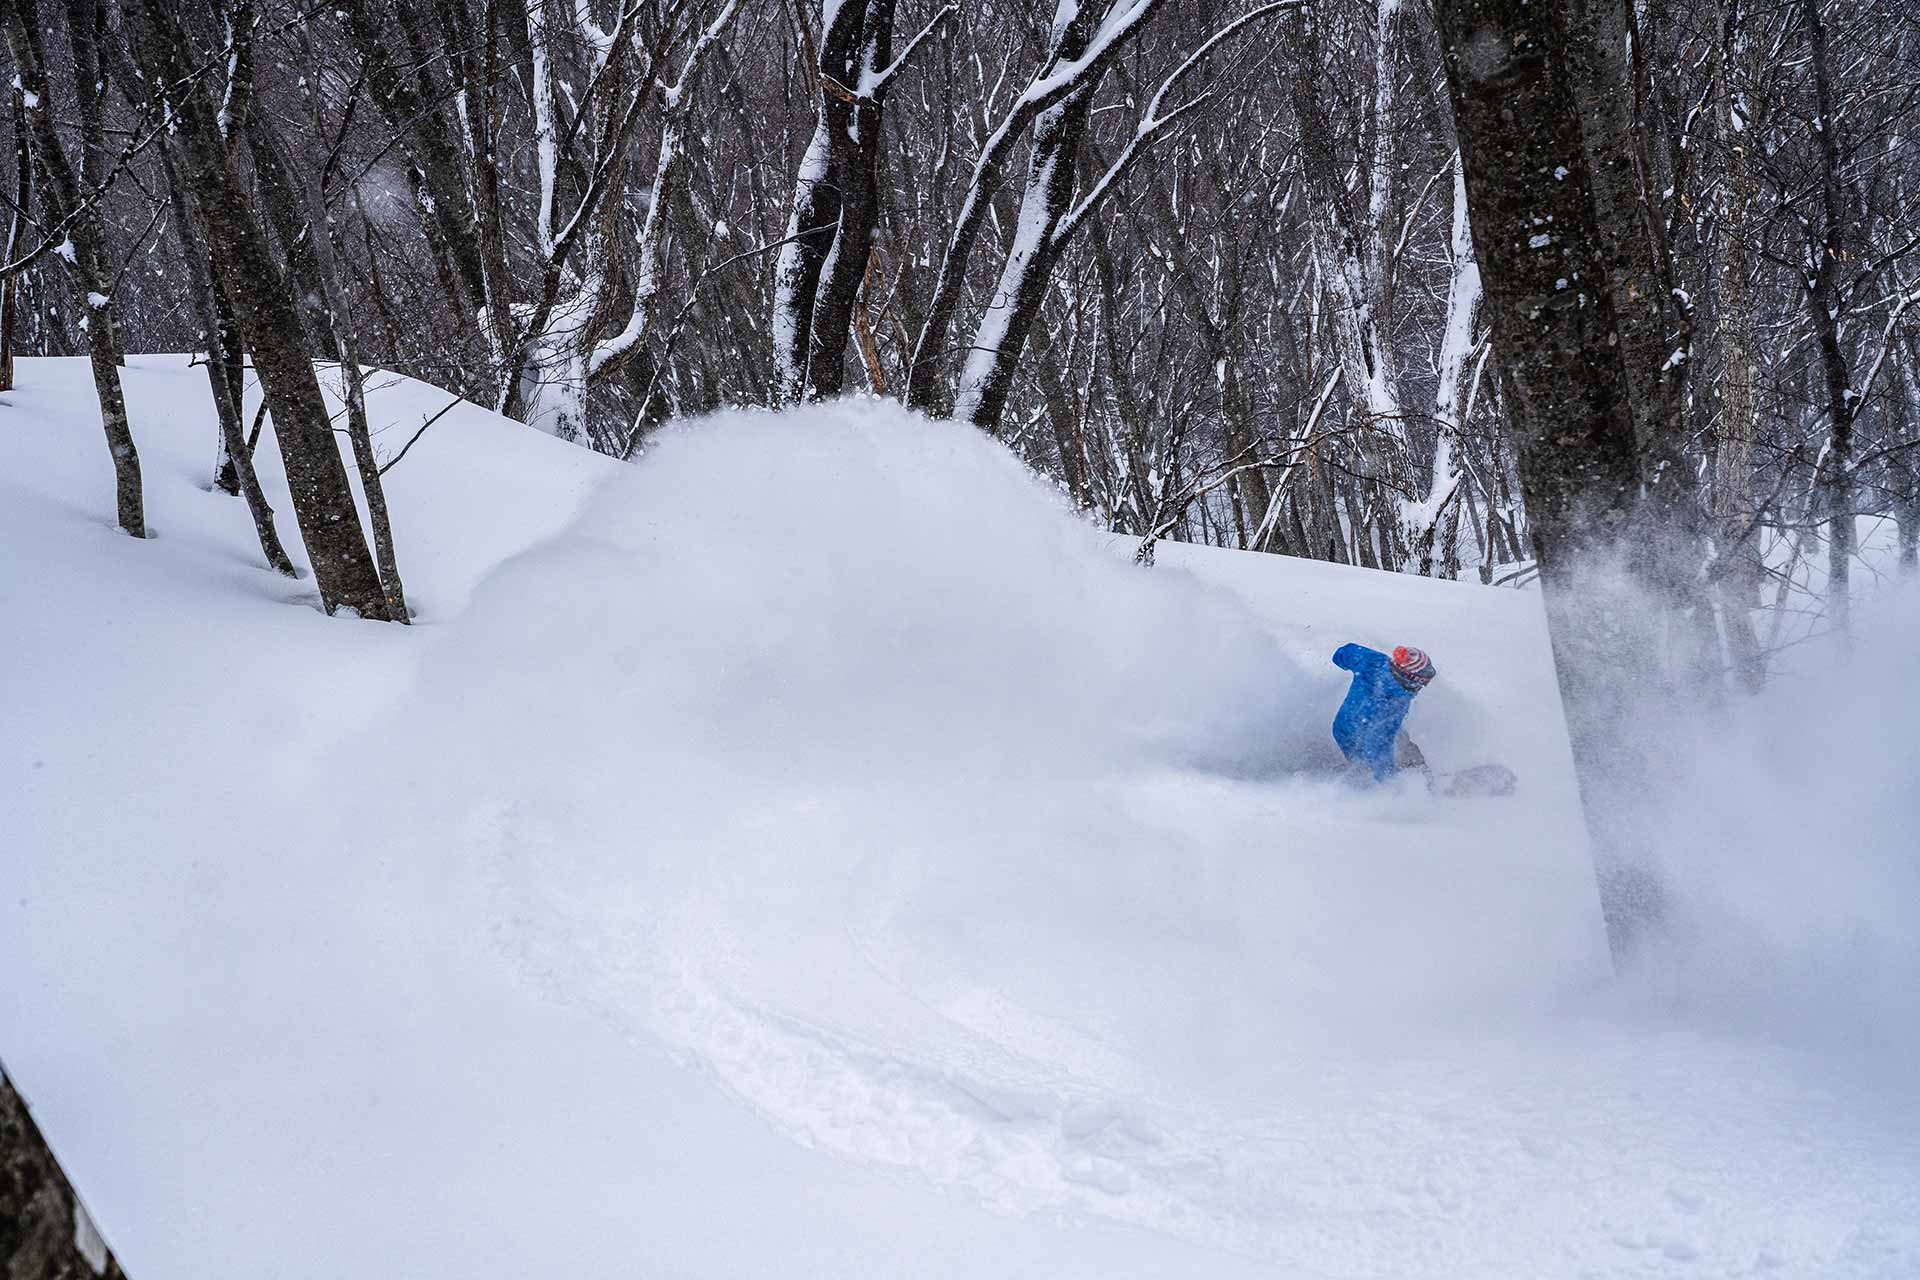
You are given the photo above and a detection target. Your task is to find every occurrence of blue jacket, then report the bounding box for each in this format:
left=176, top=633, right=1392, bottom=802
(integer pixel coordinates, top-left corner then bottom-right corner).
left=1331, top=643, right=1417, bottom=780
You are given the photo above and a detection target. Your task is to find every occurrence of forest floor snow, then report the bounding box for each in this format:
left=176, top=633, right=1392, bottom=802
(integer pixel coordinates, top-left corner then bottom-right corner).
left=3, top=355, right=1917, bottom=1278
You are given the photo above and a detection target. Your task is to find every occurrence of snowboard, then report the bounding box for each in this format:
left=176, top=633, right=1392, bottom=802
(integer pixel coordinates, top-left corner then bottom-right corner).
left=1433, top=762, right=1517, bottom=798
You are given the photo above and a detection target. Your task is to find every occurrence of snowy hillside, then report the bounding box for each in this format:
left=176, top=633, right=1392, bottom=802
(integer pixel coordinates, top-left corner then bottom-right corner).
left=3, top=356, right=1917, bottom=1279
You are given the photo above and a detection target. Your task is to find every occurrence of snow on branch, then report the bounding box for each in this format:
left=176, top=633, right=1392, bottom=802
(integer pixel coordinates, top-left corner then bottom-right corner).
left=1052, top=1, right=1302, bottom=252
left=1848, top=286, right=1920, bottom=432
left=863, top=5, right=958, bottom=99
left=663, top=0, right=745, bottom=110
left=1023, top=0, right=1163, bottom=104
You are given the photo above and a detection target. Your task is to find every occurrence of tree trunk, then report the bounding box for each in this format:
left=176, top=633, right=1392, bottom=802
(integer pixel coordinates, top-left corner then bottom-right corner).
left=1, top=1066, right=129, bottom=1279
left=297, top=147, right=411, bottom=618
left=248, top=98, right=409, bottom=619
left=1800, top=0, right=1854, bottom=638
left=65, top=0, right=123, bottom=370
left=772, top=0, right=897, bottom=402
left=1436, top=0, right=1666, bottom=964
left=1090, top=231, right=1156, bottom=533
left=129, top=8, right=390, bottom=620
left=1709, top=0, right=1763, bottom=689
left=1, top=83, right=28, bottom=392
left=905, top=0, right=1164, bottom=416
left=954, top=82, right=1095, bottom=434
left=1895, top=339, right=1920, bottom=573
left=806, top=0, right=894, bottom=400
left=4, top=4, right=144, bottom=537
left=1031, top=329, right=1090, bottom=508
left=1419, top=157, right=1483, bottom=576
left=156, top=138, right=296, bottom=576
left=1563, top=0, right=1709, bottom=618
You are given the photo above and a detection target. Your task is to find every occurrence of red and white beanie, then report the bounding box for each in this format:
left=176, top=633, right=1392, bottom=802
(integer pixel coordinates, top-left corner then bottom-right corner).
left=1390, top=645, right=1436, bottom=690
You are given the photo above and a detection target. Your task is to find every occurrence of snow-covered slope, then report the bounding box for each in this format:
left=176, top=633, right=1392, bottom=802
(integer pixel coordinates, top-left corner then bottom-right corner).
left=3, top=356, right=1916, bottom=1278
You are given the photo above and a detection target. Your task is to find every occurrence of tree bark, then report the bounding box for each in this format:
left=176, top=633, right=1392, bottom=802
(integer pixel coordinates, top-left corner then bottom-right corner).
left=805, top=0, right=894, bottom=400
left=1800, top=0, right=1854, bottom=638
left=1895, top=336, right=1920, bottom=573
left=155, top=137, right=296, bottom=576
left=771, top=0, right=901, bottom=402
left=1709, top=0, right=1764, bottom=688
left=292, top=75, right=412, bottom=619
left=953, top=81, right=1096, bottom=434
left=1436, top=0, right=1666, bottom=963
left=129, top=7, right=391, bottom=619
left=246, top=99, right=409, bottom=618
left=904, top=0, right=1164, bottom=415
left=336, top=0, right=491, bottom=313
left=1, top=1066, right=128, bottom=1279
left=0, top=83, right=23, bottom=392
left=4, top=2, right=143, bottom=537
left=1562, top=0, right=1709, bottom=613
left=65, top=0, right=123, bottom=369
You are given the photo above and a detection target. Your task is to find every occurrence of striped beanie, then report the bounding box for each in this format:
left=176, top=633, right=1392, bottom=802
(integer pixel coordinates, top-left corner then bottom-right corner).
left=1390, top=645, right=1436, bottom=691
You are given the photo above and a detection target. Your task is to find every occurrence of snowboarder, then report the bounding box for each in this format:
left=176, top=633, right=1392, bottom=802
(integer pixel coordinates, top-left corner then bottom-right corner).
left=1331, top=643, right=1435, bottom=782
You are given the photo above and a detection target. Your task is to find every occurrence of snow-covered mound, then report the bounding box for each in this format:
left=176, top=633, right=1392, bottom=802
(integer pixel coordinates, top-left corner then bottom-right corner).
left=3, top=356, right=1917, bottom=1278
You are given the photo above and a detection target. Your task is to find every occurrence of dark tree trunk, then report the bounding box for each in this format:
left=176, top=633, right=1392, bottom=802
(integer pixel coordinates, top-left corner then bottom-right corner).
left=905, top=0, right=1158, bottom=415
left=259, top=93, right=411, bottom=621
left=208, top=268, right=249, bottom=494
left=1709, top=0, right=1764, bottom=689
left=1436, top=0, right=1666, bottom=964
left=803, top=0, right=894, bottom=400
left=336, top=0, right=490, bottom=313
left=955, top=84, right=1097, bottom=435
left=771, top=0, right=892, bottom=401
left=65, top=0, right=123, bottom=370
left=1090, top=232, right=1155, bottom=533
left=1800, top=0, right=1854, bottom=637
left=1896, top=347, right=1920, bottom=574
left=1, top=1067, right=128, bottom=1279
left=129, top=8, right=390, bottom=620
left=156, top=138, right=296, bottom=576
left=4, top=3, right=144, bottom=537
left=245, top=103, right=408, bottom=618
left=1562, top=0, right=1710, bottom=623
left=1031, top=331, right=1090, bottom=508
left=0, top=83, right=23, bottom=392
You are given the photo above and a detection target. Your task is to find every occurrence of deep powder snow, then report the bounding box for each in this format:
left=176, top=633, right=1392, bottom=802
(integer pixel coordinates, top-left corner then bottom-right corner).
left=3, top=357, right=1916, bottom=1278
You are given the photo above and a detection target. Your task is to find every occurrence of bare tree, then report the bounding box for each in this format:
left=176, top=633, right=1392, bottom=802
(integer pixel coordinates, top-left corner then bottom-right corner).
left=4, top=0, right=144, bottom=536
left=127, top=2, right=394, bottom=620
left=772, top=0, right=947, bottom=401
left=0, top=0, right=1906, bottom=660
left=951, top=1, right=1294, bottom=435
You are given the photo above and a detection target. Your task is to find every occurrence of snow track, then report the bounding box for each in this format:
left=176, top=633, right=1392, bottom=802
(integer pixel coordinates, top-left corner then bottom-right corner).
left=482, top=813, right=1920, bottom=1277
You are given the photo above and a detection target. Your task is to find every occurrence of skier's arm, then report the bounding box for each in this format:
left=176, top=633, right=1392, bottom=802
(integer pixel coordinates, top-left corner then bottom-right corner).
left=1332, top=643, right=1384, bottom=673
